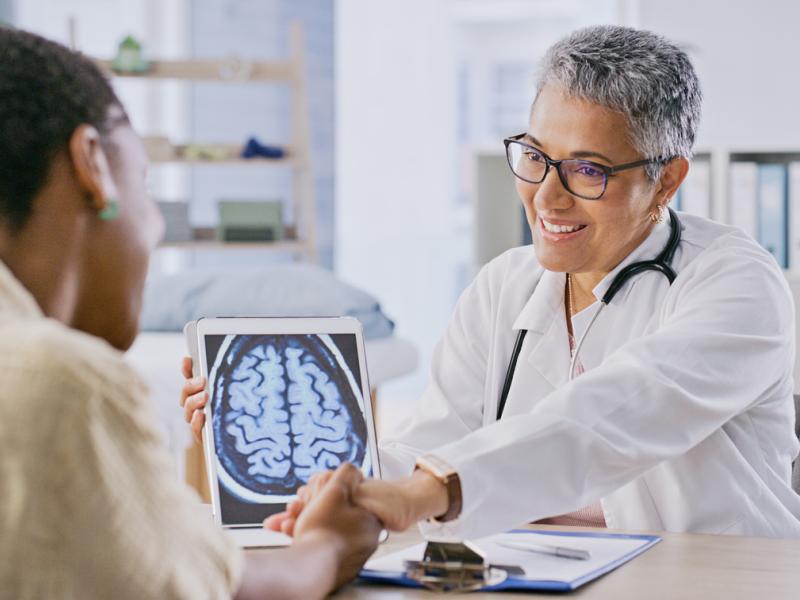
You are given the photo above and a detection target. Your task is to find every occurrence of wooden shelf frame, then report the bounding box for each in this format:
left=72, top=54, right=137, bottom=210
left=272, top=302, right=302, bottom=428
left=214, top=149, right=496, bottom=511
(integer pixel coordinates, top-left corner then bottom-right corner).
left=94, top=57, right=296, bottom=83
left=159, top=239, right=311, bottom=252
left=94, top=22, right=318, bottom=262
left=141, top=138, right=297, bottom=165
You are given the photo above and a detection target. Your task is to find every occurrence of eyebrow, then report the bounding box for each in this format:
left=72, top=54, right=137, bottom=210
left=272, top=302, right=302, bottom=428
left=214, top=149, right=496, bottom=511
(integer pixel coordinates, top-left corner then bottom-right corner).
left=525, top=134, right=615, bottom=164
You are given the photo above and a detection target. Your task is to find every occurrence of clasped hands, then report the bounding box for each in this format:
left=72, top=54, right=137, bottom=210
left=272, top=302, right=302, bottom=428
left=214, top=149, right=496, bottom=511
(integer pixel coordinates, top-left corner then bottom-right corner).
left=265, top=466, right=449, bottom=536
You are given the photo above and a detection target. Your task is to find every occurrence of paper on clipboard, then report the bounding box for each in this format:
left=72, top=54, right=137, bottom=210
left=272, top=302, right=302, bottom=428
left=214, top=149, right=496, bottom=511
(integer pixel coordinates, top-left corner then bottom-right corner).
left=361, top=529, right=661, bottom=592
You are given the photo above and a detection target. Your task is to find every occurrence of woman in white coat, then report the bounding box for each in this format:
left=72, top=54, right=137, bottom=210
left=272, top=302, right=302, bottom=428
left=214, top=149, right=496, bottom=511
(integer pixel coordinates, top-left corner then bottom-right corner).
left=190, top=25, right=800, bottom=540
left=369, top=25, right=800, bottom=541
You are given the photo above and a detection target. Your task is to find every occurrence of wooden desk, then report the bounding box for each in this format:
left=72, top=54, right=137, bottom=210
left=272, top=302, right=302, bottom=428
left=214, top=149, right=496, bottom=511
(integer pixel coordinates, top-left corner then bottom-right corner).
left=334, top=525, right=800, bottom=599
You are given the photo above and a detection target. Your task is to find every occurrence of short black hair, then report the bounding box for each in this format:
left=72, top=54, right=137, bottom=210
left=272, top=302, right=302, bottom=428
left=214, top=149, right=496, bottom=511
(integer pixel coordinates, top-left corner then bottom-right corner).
left=0, top=26, right=127, bottom=230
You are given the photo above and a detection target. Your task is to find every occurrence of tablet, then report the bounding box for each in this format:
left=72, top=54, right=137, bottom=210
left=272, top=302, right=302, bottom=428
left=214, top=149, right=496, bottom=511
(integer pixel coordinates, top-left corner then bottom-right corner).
left=186, top=317, right=382, bottom=548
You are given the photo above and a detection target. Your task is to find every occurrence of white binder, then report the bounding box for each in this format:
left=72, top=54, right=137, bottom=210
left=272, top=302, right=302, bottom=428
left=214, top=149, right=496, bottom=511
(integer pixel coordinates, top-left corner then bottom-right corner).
left=789, top=162, right=800, bottom=271
left=729, top=161, right=758, bottom=238
left=681, top=159, right=712, bottom=218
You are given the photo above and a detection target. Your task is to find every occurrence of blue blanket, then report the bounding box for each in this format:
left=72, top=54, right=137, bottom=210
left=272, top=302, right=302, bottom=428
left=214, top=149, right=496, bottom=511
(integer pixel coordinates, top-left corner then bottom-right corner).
left=139, top=264, right=395, bottom=340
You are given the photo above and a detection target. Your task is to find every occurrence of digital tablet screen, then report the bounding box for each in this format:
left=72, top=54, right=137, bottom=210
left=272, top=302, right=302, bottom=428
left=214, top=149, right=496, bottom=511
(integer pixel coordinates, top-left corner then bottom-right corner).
left=204, top=333, right=372, bottom=526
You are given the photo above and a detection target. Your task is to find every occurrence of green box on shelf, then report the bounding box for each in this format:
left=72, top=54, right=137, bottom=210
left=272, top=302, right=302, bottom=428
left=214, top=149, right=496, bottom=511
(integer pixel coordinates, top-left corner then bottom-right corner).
left=217, top=200, right=284, bottom=242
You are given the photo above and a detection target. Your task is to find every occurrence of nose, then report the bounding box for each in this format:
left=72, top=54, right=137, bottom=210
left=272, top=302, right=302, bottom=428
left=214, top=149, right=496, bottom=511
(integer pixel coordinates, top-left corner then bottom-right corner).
left=533, top=165, right=574, bottom=212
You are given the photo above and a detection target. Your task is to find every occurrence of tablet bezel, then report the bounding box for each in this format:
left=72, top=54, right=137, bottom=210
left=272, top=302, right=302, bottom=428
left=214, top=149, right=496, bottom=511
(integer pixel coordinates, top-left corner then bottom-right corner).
left=194, top=316, right=382, bottom=529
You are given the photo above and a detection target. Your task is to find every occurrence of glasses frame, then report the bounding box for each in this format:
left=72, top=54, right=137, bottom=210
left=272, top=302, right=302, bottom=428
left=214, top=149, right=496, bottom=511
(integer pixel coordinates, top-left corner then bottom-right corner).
left=503, top=133, right=670, bottom=200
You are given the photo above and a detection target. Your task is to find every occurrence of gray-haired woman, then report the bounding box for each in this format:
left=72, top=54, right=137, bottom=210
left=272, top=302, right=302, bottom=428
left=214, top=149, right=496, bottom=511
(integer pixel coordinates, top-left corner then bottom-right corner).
left=202, top=25, right=800, bottom=540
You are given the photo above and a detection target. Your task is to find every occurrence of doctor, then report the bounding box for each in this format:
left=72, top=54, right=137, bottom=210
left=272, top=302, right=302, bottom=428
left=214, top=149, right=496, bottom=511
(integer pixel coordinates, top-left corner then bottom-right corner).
left=190, top=25, right=800, bottom=539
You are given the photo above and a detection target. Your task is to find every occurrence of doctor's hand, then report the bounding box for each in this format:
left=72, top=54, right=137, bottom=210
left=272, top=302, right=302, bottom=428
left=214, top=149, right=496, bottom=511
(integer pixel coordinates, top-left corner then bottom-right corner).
left=179, top=356, right=206, bottom=443
left=264, top=469, right=336, bottom=536
left=354, top=469, right=450, bottom=531
left=265, top=468, right=449, bottom=535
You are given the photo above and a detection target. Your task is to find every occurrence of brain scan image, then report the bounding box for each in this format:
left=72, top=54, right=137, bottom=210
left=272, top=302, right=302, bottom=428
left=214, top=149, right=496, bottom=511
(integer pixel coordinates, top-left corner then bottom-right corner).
left=208, top=334, right=369, bottom=504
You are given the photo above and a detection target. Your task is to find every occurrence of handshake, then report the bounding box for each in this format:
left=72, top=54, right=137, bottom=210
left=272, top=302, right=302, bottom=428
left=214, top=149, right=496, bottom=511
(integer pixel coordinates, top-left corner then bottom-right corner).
left=263, top=461, right=451, bottom=536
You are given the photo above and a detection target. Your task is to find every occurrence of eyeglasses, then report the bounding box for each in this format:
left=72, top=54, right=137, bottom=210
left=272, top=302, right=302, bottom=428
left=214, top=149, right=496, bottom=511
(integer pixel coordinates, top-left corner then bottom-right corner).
left=503, top=133, right=668, bottom=200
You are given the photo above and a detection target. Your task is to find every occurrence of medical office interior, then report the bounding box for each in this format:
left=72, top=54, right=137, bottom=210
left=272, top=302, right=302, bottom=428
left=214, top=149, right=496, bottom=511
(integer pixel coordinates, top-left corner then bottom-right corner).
left=3, top=0, right=800, bottom=594
left=7, top=0, right=799, bottom=462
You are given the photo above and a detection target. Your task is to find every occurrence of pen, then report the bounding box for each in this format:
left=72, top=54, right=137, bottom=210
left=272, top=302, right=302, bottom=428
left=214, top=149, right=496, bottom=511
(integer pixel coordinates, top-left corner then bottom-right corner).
left=496, top=540, right=592, bottom=561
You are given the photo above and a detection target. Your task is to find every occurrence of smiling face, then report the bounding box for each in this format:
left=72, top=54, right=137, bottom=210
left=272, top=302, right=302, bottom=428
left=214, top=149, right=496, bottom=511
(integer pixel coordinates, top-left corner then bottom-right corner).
left=518, top=84, right=663, bottom=277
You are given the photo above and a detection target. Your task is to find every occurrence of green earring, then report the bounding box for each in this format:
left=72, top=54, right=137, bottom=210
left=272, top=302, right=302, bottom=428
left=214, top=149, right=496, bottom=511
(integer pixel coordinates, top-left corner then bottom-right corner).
left=99, top=199, right=120, bottom=221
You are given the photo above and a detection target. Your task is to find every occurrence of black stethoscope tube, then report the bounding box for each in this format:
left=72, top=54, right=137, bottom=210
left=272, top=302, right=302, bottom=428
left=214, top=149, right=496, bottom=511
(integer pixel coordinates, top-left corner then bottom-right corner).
left=496, top=208, right=682, bottom=421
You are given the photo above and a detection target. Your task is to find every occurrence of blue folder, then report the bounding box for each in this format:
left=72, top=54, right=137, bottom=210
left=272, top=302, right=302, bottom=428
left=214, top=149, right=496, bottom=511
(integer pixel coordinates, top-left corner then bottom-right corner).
left=360, top=529, right=661, bottom=592
left=757, top=163, right=789, bottom=269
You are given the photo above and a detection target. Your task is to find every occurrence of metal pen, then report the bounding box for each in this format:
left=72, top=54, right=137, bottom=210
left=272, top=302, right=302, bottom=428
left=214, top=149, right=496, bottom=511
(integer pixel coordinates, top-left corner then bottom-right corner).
left=496, top=540, right=591, bottom=561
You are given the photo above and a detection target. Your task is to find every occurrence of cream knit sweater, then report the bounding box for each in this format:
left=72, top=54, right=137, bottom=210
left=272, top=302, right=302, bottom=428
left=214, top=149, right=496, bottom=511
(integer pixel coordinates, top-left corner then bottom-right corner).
left=0, top=262, right=242, bottom=599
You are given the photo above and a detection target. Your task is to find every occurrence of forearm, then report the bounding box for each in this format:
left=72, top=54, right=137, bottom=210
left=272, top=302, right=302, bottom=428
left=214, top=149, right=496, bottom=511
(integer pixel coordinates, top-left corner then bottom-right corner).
left=234, top=533, right=340, bottom=600
left=354, top=468, right=451, bottom=531
left=405, top=468, right=450, bottom=522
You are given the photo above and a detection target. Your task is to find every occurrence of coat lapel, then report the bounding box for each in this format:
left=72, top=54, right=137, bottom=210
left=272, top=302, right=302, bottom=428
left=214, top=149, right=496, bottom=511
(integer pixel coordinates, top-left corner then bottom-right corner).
left=510, top=270, right=571, bottom=397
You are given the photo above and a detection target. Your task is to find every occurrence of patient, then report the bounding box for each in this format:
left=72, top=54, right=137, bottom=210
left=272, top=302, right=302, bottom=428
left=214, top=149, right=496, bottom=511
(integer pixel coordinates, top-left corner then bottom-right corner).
left=0, top=27, right=379, bottom=599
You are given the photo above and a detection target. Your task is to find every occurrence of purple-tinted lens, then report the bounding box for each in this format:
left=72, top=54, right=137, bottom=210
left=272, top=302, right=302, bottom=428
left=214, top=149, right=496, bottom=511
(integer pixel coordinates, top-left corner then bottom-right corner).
left=561, top=160, right=607, bottom=199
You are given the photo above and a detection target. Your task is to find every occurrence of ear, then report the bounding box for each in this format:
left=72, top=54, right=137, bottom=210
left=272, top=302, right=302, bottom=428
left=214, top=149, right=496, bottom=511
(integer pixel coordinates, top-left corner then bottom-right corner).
left=68, top=124, right=119, bottom=216
left=654, top=156, right=689, bottom=207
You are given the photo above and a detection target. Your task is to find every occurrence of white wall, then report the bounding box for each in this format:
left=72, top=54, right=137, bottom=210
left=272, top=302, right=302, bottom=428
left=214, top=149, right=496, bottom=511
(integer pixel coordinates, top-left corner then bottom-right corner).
left=335, top=0, right=460, bottom=403
left=0, top=0, right=12, bottom=22
left=636, top=0, right=800, bottom=149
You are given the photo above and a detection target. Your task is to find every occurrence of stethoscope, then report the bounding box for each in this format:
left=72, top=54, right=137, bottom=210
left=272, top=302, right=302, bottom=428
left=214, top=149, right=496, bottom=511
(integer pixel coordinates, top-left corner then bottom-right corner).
left=496, top=207, right=682, bottom=421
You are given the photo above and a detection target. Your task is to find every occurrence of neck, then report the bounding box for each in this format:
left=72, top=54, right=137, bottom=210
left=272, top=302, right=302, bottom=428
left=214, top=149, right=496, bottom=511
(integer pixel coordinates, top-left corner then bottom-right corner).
left=569, top=215, right=660, bottom=312
left=0, top=172, right=88, bottom=324
left=1, top=228, right=83, bottom=324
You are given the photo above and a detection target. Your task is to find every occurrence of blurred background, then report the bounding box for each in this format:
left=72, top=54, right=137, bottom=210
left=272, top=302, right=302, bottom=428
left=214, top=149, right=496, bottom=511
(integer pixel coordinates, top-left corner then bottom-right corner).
left=5, top=0, right=799, bottom=453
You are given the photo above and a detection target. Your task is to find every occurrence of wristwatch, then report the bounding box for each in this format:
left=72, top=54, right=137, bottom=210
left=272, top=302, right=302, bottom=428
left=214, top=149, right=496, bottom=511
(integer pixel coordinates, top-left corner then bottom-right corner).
left=415, top=455, right=463, bottom=523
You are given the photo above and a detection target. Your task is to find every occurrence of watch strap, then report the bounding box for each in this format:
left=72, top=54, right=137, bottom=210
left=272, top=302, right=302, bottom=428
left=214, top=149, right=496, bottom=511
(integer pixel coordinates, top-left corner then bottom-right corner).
left=415, top=455, right=463, bottom=523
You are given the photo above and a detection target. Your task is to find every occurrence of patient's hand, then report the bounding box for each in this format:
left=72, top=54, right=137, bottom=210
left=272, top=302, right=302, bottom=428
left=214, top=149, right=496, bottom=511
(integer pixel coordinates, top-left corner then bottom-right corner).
left=264, top=470, right=335, bottom=536
left=265, top=469, right=449, bottom=535
left=179, top=356, right=207, bottom=442
left=238, top=464, right=381, bottom=599
left=291, top=464, right=381, bottom=590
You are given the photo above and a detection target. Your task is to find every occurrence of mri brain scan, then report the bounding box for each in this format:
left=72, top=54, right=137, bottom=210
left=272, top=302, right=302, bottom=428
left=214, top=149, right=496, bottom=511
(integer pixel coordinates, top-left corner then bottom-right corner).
left=209, top=334, right=368, bottom=503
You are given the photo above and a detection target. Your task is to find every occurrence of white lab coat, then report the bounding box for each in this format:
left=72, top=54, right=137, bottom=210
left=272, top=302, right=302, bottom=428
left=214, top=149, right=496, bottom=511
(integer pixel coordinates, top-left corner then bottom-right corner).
left=380, top=212, right=800, bottom=539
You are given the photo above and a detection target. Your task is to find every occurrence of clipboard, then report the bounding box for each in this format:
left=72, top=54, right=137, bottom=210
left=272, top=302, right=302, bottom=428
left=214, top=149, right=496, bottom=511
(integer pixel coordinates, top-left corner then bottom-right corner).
left=360, top=529, right=661, bottom=592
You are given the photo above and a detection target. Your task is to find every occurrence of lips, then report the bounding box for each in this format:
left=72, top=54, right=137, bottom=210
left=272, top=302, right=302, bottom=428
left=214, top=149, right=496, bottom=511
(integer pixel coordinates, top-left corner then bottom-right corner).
left=540, top=218, right=587, bottom=234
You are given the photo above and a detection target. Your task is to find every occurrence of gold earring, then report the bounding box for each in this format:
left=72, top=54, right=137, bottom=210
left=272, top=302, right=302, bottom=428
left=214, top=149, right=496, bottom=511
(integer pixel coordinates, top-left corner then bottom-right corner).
left=649, top=204, right=664, bottom=224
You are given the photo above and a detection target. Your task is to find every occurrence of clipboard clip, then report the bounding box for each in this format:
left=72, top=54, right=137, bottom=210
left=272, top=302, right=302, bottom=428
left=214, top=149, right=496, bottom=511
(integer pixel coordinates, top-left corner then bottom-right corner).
left=403, top=541, right=508, bottom=593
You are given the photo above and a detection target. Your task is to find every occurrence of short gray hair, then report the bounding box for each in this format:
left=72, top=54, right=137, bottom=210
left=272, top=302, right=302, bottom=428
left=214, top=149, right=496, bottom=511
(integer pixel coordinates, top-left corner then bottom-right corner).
left=535, top=25, right=702, bottom=180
